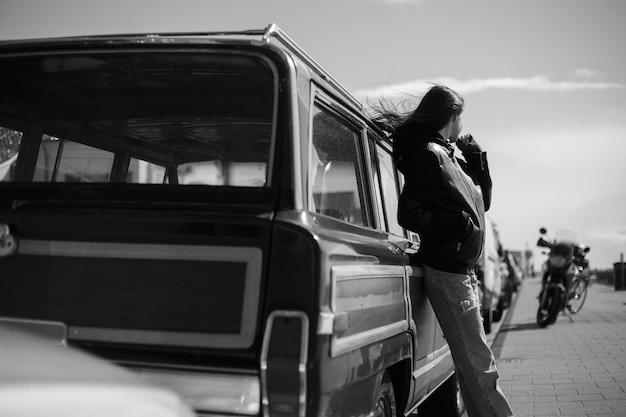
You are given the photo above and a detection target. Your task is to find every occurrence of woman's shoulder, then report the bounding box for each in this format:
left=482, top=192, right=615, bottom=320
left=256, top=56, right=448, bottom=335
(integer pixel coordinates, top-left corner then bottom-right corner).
left=423, top=141, right=453, bottom=159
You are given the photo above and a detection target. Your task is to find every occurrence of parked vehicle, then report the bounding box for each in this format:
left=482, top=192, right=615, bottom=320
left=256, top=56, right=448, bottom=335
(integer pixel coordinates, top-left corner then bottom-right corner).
left=0, top=321, right=193, bottom=417
left=475, top=216, right=504, bottom=334
left=536, top=228, right=590, bottom=327
left=497, top=250, right=522, bottom=316
left=0, top=24, right=464, bottom=417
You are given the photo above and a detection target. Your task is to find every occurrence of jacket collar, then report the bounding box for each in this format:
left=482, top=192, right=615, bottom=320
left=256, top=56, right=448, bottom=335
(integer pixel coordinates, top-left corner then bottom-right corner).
left=429, top=133, right=455, bottom=156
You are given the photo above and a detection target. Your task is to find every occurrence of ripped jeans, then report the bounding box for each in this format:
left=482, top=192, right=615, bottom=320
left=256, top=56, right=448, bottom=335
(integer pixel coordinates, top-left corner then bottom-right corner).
left=423, top=265, right=514, bottom=417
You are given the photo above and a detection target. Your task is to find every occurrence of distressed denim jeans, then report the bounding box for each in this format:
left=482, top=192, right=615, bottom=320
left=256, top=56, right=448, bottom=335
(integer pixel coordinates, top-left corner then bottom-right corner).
left=423, top=265, right=514, bottom=417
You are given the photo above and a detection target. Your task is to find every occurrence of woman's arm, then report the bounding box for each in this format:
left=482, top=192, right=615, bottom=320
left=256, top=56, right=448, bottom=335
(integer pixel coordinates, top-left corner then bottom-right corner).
left=462, top=151, right=492, bottom=211
left=398, top=151, right=469, bottom=241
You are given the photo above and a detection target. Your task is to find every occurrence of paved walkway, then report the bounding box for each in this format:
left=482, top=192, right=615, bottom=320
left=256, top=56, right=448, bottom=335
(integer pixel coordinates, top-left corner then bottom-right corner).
left=492, top=276, right=626, bottom=416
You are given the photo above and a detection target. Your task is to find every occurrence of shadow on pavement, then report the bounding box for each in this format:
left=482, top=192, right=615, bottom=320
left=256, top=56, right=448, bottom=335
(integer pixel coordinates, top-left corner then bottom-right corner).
left=499, top=322, right=542, bottom=332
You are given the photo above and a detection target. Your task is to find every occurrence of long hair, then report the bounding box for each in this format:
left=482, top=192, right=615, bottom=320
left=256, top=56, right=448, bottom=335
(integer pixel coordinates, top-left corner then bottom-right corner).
left=370, top=84, right=464, bottom=165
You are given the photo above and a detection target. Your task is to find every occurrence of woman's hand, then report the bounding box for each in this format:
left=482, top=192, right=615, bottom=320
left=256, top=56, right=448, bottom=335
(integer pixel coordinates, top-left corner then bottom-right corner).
left=456, top=134, right=483, bottom=153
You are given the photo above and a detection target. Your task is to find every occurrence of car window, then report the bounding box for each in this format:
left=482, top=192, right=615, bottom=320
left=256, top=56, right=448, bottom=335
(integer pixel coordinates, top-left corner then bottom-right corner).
left=0, top=52, right=276, bottom=188
left=311, top=104, right=368, bottom=226
left=375, top=143, right=404, bottom=236
left=0, top=126, right=21, bottom=182
left=33, top=135, right=114, bottom=183
left=395, top=169, right=420, bottom=244
left=128, top=157, right=167, bottom=184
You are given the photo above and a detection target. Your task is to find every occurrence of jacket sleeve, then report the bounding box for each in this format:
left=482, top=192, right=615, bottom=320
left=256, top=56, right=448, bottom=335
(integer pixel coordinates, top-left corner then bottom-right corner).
left=461, top=151, right=492, bottom=211
left=398, top=151, right=468, bottom=241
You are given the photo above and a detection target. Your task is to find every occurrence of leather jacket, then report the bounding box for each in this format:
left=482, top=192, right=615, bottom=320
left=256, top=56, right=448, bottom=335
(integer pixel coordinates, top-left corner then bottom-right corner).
left=396, top=133, right=492, bottom=274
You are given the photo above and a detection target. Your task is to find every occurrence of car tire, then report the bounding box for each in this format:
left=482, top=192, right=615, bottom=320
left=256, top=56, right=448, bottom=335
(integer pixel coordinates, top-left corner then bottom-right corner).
left=373, top=372, right=397, bottom=417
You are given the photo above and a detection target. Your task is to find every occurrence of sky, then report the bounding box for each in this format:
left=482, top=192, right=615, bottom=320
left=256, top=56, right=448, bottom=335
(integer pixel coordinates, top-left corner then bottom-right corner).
left=1, top=0, right=625, bottom=270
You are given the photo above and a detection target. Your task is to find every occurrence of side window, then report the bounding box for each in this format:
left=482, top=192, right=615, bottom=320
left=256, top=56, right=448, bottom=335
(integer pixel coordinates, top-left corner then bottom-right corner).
left=375, top=143, right=404, bottom=236
left=311, top=103, right=368, bottom=226
left=128, top=158, right=167, bottom=184
left=396, top=169, right=421, bottom=245
left=176, top=161, right=266, bottom=186
left=0, top=126, right=22, bottom=182
left=33, top=135, right=114, bottom=182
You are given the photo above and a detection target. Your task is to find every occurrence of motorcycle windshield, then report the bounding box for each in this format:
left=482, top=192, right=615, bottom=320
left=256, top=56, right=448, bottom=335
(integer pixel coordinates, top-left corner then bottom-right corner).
left=554, top=229, right=577, bottom=244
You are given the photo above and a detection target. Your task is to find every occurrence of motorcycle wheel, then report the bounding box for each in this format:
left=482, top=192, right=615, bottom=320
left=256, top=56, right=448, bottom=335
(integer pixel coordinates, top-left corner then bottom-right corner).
left=536, top=287, right=562, bottom=327
left=567, top=277, right=589, bottom=315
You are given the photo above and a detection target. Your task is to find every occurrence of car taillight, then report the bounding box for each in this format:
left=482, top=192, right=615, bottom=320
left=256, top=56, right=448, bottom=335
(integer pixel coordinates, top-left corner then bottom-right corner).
left=136, top=369, right=260, bottom=415
left=261, top=311, right=309, bottom=417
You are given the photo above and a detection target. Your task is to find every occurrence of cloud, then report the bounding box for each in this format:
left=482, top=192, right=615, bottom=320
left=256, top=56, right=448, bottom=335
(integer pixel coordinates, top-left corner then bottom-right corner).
left=574, top=68, right=604, bottom=78
left=354, top=75, right=625, bottom=100
left=589, top=226, right=626, bottom=244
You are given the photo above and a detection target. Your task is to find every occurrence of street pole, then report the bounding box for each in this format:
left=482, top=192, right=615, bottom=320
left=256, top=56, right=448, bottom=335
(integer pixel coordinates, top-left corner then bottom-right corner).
left=619, top=252, right=624, bottom=289
left=622, top=253, right=625, bottom=291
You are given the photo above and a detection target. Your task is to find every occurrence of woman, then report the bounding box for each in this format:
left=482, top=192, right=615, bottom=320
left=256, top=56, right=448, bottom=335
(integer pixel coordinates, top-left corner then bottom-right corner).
left=374, top=85, right=514, bottom=417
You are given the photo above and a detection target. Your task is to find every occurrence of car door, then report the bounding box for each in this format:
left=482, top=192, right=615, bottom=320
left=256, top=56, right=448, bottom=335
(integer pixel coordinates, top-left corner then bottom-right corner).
left=368, top=132, right=439, bottom=407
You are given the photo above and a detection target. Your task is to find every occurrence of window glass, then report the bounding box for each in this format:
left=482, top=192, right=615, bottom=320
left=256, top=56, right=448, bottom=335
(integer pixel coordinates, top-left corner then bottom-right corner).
left=128, top=158, right=166, bottom=184
left=396, top=169, right=420, bottom=244
left=177, top=161, right=266, bottom=186
left=57, top=141, right=114, bottom=182
left=33, top=135, right=60, bottom=182
left=34, top=136, right=114, bottom=183
left=311, top=104, right=367, bottom=226
left=0, top=52, right=276, bottom=187
left=0, top=126, right=22, bottom=182
left=376, top=144, right=404, bottom=236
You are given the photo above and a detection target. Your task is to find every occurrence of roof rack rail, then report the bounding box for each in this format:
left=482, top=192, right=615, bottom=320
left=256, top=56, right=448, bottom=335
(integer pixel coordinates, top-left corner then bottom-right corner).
left=262, top=23, right=363, bottom=110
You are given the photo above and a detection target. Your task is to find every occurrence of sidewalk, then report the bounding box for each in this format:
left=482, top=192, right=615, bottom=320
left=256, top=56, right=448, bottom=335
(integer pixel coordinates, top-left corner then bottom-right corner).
left=492, top=276, right=626, bottom=416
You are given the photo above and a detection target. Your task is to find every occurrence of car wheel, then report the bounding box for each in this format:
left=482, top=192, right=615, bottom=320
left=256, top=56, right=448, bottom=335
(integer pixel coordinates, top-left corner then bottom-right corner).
left=373, top=372, right=396, bottom=417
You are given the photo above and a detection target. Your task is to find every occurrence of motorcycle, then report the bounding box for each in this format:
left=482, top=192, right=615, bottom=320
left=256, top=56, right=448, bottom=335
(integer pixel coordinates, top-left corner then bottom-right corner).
left=536, top=228, right=590, bottom=327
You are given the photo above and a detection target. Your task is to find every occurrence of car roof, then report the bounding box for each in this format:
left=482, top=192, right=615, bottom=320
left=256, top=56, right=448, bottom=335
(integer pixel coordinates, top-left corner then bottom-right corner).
left=0, top=23, right=363, bottom=113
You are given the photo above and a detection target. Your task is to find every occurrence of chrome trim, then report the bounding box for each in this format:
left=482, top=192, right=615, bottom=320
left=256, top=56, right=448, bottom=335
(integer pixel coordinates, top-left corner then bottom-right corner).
left=0, top=316, right=67, bottom=346
left=260, top=310, right=309, bottom=417
left=331, top=264, right=405, bottom=312
left=284, top=49, right=304, bottom=211
left=329, top=264, right=408, bottom=357
left=264, top=53, right=280, bottom=187
left=333, top=321, right=407, bottom=357
left=16, top=240, right=263, bottom=348
left=317, top=312, right=334, bottom=335
left=412, top=345, right=451, bottom=380
left=262, top=24, right=362, bottom=110
left=406, top=265, right=424, bottom=278
left=332, top=263, right=405, bottom=278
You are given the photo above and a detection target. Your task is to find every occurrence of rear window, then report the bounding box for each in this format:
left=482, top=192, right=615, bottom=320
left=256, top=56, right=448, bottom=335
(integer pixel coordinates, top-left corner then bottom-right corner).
left=0, top=50, right=277, bottom=187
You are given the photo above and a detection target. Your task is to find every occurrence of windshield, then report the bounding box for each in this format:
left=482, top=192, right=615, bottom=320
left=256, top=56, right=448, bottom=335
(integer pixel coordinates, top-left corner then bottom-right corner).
left=0, top=49, right=277, bottom=188
left=554, top=229, right=577, bottom=243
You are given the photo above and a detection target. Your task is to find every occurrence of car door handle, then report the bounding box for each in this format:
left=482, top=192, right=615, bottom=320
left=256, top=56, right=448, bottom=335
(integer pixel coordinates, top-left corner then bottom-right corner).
left=400, top=240, right=418, bottom=254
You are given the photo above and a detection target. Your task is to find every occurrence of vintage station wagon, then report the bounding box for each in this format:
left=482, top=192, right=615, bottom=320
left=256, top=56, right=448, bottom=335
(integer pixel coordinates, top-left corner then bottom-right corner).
left=0, top=24, right=463, bottom=416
